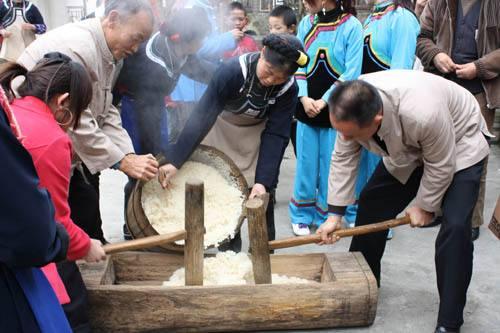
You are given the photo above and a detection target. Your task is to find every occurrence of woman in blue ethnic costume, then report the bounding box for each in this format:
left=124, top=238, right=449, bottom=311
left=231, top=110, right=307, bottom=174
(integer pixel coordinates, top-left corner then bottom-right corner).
left=347, top=0, right=419, bottom=237
left=289, top=0, right=363, bottom=236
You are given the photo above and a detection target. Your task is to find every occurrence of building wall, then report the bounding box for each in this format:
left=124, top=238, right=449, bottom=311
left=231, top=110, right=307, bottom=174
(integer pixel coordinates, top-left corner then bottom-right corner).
left=31, top=0, right=90, bottom=29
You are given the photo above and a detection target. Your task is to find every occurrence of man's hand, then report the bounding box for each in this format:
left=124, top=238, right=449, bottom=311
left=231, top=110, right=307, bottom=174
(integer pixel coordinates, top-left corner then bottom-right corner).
left=406, top=206, right=434, bottom=227
left=22, top=23, right=36, bottom=31
left=249, top=183, right=266, bottom=199
left=83, top=239, right=106, bottom=263
left=316, top=215, right=343, bottom=245
left=231, top=29, right=244, bottom=41
left=455, top=62, right=478, bottom=80
left=158, top=164, right=178, bottom=189
left=433, top=53, right=457, bottom=74
left=300, top=96, right=320, bottom=118
left=415, top=0, right=429, bottom=17
left=119, top=154, right=159, bottom=181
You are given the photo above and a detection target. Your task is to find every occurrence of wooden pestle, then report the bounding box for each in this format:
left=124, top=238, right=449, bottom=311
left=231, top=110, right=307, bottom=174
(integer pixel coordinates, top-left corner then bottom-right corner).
left=184, top=179, right=205, bottom=286
left=103, top=230, right=186, bottom=254
left=247, top=196, right=272, bottom=284
left=269, top=216, right=411, bottom=250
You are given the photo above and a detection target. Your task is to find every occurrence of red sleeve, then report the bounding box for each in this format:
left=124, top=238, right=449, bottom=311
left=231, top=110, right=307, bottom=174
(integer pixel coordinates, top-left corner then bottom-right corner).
left=34, top=137, right=91, bottom=261
left=240, top=36, right=260, bottom=53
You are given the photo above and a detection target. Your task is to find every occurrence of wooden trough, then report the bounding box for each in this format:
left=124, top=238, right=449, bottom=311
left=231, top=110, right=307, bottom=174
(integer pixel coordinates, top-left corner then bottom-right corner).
left=79, top=251, right=378, bottom=332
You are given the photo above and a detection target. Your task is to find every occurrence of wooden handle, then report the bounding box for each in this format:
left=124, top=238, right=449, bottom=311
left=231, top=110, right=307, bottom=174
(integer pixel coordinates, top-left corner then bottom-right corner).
left=103, top=230, right=186, bottom=254
left=269, top=216, right=411, bottom=250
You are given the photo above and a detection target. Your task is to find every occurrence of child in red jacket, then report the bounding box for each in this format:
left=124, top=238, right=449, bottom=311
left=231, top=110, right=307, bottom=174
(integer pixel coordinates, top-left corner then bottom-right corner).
left=224, top=1, right=259, bottom=58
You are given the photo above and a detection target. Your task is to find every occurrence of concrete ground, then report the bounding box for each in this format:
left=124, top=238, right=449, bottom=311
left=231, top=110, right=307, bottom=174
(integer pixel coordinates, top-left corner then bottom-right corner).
left=100, top=145, right=500, bottom=333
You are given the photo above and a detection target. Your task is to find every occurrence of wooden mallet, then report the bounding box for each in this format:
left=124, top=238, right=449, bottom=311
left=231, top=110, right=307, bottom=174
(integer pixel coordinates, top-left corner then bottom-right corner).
left=268, top=215, right=411, bottom=250
left=102, top=230, right=186, bottom=255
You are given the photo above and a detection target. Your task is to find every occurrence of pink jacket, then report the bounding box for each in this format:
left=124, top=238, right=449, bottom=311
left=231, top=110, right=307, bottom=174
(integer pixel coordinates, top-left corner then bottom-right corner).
left=12, top=96, right=91, bottom=304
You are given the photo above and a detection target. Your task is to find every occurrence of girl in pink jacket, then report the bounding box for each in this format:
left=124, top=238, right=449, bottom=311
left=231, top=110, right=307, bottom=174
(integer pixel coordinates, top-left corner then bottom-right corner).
left=0, top=53, right=105, bottom=307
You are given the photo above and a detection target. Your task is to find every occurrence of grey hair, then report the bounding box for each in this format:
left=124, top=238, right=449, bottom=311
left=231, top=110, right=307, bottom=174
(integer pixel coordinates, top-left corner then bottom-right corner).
left=328, top=80, right=383, bottom=128
left=104, top=0, right=154, bottom=21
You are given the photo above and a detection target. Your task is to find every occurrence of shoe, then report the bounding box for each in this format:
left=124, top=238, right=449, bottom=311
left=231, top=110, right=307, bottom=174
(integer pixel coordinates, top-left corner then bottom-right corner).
left=386, top=228, right=394, bottom=240
left=123, top=224, right=133, bottom=241
left=435, top=326, right=460, bottom=333
left=472, top=227, right=480, bottom=241
left=292, top=223, right=310, bottom=236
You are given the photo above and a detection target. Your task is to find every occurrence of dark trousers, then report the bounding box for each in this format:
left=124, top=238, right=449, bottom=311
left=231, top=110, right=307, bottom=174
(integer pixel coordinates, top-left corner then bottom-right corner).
left=221, top=190, right=276, bottom=253
left=351, top=159, right=484, bottom=329
left=290, top=119, right=297, bottom=156
left=61, top=164, right=104, bottom=332
left=68, top=165, right=105, bottom=243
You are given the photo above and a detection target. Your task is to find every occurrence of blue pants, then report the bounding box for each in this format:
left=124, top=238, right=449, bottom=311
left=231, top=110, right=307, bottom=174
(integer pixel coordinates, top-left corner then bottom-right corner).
left=289, top=122, right=337, bottom=226
left=345, top=148, right=381, bottom=224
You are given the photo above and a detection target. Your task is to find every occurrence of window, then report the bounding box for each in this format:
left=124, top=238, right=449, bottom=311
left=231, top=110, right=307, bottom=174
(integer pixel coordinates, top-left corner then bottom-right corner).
left=260, top=0, right=272, bottom=12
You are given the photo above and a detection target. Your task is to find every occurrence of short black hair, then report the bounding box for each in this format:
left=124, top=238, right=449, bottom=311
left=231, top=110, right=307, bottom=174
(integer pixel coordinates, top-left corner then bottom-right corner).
left=269, top=5, right=297, bottom=28
left=328, top=80, right=382, bottom=128
left=228, top=1, right=247, bottom=16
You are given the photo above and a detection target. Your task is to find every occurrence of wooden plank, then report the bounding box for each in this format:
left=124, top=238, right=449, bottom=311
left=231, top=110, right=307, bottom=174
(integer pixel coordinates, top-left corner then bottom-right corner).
left=270, top=254, right=324, bottom=281
left=112, top=252, right=184, bottom=283
left=77, top=256, right=114, bottom=287
left=184, top=179, right=204, bottom=286
left=321, top=257, right=335, bottom=283
left=325, top=252, right=378, bottom=324
left=353, top=252, right=378, bottom=325
left=246, top=197, right=272, bottom=284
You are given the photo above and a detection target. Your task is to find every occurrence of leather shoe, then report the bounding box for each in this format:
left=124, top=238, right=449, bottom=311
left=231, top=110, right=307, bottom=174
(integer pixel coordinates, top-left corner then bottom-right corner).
left=472, top=227, right=480, bottom=241
left=435, top=326, right=460, bottom=333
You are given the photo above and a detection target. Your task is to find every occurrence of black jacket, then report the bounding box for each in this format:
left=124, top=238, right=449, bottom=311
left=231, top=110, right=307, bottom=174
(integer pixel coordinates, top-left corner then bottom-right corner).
left=115, top=31, right=216, bottom=155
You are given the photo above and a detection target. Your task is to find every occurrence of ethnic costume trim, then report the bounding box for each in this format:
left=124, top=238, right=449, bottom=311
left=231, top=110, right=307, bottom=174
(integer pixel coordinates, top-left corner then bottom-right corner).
left=364, top=2, right=396, bottom=26
left=362, top=34, right=390, bottom=71
left=304, top=13, right=352, bottom=51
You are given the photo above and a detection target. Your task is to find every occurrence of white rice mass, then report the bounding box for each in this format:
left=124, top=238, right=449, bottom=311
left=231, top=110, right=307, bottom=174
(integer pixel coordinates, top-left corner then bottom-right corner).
left=162, top=251, right=313, bottom=286
left=142, top=161, right=245, bottom=248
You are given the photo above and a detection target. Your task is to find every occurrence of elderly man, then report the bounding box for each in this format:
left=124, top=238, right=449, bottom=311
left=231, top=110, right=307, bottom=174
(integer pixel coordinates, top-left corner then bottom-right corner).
left=318, top=70, right=490, bottom=333
left=17, top=1, right=157, bottom=331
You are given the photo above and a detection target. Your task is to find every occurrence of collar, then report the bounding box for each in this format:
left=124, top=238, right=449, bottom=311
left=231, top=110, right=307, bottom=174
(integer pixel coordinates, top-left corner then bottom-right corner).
left=146, top=32, right=188, bottom=77
left=376, top=89, right=399, bottom=141
left=373, top=0, right=394, bottom=12
left=317, top=7, right=343, bottom=23
left=87, top=18, right=116, bottom=64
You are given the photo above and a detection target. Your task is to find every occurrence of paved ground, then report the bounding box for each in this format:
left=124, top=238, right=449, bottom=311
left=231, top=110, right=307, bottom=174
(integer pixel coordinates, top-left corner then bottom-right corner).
left=100, top=145, right=500, bottom=333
